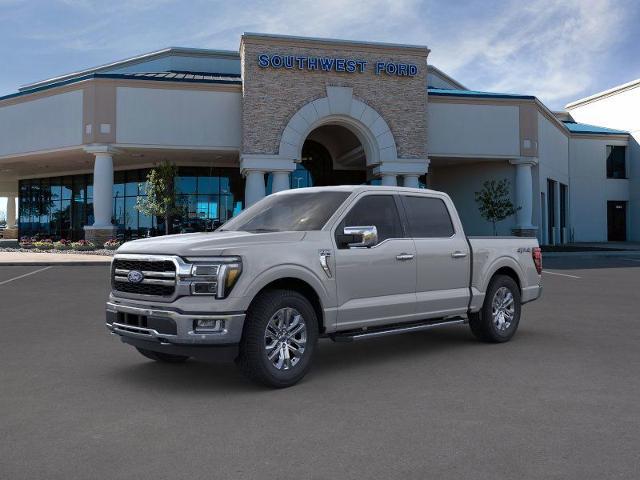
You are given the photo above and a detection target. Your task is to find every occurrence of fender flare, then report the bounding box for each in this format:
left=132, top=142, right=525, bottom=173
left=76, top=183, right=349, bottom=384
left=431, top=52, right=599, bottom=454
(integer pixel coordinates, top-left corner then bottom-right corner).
left=480, top=256, right=526, bottom=294
left=239, top=264, right=331, bottom=311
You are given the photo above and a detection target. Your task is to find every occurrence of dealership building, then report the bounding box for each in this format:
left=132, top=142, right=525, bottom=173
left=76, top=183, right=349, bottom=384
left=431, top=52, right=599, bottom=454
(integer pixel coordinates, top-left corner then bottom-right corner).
left=0, top=33, right=637, bottom=244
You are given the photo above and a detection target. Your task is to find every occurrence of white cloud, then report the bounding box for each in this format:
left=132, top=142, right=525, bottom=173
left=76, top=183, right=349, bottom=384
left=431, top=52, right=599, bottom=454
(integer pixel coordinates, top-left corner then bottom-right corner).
left=427, top=0, right=629, bottom=107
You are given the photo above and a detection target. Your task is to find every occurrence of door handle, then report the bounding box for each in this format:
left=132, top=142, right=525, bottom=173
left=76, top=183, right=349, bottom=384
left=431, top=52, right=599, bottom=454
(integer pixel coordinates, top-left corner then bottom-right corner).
left=451, top=251, right=468, bottom=258
left=396, top=253, right=415, bottom=261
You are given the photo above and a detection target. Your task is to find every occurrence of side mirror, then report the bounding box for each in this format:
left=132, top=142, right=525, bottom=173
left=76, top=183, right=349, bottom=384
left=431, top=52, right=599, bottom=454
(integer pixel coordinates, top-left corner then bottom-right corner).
left=337, top=225, right=378, bottom=248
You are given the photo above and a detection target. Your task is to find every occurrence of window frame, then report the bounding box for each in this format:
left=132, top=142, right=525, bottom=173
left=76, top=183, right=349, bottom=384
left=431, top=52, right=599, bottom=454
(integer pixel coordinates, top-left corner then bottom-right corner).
left=398, top=194, right=456, bottom=239
left=332, top=192, right=406, bottom=249
left=606, top=145, right=627, bottom=179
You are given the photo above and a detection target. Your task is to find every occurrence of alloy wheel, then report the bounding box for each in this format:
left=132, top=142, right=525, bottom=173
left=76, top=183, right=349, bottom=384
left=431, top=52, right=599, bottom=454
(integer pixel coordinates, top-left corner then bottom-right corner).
left=264, top=307, right=308, bottom=370
left=492, top=286, right=515, bottom=332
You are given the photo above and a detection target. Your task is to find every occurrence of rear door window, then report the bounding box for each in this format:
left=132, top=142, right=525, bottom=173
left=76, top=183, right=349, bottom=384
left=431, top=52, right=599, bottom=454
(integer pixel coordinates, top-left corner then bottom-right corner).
left=401, top=196, right=454, bottom=238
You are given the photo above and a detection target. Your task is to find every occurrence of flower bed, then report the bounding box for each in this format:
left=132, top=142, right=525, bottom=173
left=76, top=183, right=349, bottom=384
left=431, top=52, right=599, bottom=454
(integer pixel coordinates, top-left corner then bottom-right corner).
left=54, top=239, right=73, bottom=250
left=4, top=236, right=114, bottom=255
left=103, top=239, right=122, bottom=250
left=33, top=240, right=54, bottom=250
left=71, top=240, right=96, bottom=251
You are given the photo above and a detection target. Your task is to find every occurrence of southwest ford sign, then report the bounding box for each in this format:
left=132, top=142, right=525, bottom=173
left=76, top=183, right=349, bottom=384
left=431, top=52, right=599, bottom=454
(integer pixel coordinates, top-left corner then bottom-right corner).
left=257, top=54, right=418, bottom=77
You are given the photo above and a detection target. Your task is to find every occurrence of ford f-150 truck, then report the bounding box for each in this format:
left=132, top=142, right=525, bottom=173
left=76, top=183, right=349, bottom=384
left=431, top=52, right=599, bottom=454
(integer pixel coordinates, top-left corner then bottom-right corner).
left=106, top=185, right=542, bottom=387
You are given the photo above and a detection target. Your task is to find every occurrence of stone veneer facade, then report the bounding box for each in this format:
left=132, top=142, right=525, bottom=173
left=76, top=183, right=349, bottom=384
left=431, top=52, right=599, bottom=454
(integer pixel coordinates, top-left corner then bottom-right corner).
left=240, top=34, right=429, bottom=161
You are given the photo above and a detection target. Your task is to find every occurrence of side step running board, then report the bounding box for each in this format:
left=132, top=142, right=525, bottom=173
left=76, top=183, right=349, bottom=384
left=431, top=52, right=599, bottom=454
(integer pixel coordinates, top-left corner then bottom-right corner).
left=329, top=317, right=467, bottom=343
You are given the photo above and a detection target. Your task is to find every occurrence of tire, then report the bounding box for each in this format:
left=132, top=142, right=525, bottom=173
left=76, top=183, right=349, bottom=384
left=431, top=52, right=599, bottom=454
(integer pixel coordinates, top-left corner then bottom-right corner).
left=469, top=275, right=521, bottom=343
left=237, top=289, right=319, bottom=388
left=136, top=347, right=189, bottom=363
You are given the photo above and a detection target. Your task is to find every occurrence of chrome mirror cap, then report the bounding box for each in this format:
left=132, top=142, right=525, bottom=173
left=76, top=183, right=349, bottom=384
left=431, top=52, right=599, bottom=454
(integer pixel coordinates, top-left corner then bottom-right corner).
left=344, top=225, right=378, bottom=248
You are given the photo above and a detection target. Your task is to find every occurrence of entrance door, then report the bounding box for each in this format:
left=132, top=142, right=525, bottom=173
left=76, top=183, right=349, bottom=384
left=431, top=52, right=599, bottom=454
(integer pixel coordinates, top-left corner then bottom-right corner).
left=607, top=201, right=627, bottom=241
left=301, top=140, right=367, bottom=186
left=334, top=193, right=416, bottom=329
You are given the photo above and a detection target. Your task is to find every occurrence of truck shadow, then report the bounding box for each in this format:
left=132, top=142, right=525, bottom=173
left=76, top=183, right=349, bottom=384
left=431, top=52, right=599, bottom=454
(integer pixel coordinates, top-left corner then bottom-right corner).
left=107, top=325, right=550, bottom=393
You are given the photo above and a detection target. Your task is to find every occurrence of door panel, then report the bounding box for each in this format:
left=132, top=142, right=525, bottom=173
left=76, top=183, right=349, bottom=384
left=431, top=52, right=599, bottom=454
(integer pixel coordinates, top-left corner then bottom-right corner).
left=413, top=237, right=470, bottom=316
left=334, top=194, right=417, bottom=329
left=335, top=238, right=417, bottom=328
left=400, top=195, right=470, bottom=317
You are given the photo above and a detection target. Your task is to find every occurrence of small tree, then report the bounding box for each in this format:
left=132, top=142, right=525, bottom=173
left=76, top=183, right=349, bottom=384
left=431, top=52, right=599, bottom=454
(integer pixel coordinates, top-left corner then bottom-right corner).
left=136, top=161, right=181, bottom=235
left=474, top=179, right=519, bottom=236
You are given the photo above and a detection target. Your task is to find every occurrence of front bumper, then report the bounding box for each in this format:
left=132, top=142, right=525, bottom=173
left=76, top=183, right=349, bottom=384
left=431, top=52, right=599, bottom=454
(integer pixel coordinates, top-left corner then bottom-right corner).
left=106, top=301, right=245, bottom=346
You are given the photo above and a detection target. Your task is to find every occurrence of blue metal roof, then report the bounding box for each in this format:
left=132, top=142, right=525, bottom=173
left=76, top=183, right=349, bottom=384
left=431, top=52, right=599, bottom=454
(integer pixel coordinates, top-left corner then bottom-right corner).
left=428, top=87, right=535, bottom=100
left=562, top=121, right=628, bottom=135
left=0, top=71, right=242, bottom=102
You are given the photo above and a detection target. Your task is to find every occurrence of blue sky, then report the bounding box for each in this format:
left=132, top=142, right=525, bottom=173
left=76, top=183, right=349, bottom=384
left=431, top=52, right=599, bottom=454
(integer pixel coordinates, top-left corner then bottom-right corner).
left=1, top=0, right=640, bottom=216
left=0, top=0, right=639, bottom=109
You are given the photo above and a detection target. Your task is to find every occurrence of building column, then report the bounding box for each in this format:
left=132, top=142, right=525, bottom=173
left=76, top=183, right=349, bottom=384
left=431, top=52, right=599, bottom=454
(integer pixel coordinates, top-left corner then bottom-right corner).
left=2, top=194, right=18, bottom=240
left=380, top=174, right=397, bottom=186
left=84, top=145, right=117, bottom=244
left=240, top=154, right=296, bottom=208
left=271, top=171, right=290, bottom=193
left=402, top=174, right=420, bottom=189
left=244, top=170, right=266, bottom=207
left=6, top=195, right=16, bottom=228
left=374, top=159, right=429, bottom=189
left=510, top=157, right=538, bottom=237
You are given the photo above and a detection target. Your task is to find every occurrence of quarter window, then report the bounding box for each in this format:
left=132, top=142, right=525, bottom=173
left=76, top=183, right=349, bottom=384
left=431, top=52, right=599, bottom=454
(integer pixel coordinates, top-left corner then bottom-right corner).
left=340, top=195, right=403, bottom=244
left=401, top=196, right=454, bottom=238
left=606, top=146, right=626, bottom=179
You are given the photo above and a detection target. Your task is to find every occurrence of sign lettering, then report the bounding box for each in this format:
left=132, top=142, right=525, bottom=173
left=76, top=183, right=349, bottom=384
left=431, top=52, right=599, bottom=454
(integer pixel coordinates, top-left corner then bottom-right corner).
left=258, top=54, right=417, bottom=77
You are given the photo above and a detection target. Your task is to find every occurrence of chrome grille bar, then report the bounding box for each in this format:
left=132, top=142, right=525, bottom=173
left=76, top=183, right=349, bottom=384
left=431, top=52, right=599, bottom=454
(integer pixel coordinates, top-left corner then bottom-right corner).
left=114, top=268, right=175, bottom=278
left=113, top=276, right=175, bottom=286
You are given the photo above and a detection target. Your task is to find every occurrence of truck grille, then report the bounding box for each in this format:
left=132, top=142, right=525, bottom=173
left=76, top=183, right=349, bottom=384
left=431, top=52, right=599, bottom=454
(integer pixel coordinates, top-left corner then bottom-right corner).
left=112, top=258, right=177, bottom=297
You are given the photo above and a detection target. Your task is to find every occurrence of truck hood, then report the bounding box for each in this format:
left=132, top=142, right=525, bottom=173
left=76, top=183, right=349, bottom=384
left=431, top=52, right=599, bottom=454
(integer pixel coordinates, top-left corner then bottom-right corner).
left=116, top=231, right=307, bottom=257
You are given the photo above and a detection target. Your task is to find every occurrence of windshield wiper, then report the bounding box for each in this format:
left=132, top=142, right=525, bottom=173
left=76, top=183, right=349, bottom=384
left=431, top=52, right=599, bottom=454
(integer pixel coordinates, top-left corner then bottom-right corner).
left=246, top=228, right=280, bottom=233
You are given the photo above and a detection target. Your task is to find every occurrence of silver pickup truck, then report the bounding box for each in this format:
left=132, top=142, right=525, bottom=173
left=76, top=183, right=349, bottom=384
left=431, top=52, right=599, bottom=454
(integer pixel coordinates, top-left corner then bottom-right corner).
left=107, top=185, right=542, bottom=387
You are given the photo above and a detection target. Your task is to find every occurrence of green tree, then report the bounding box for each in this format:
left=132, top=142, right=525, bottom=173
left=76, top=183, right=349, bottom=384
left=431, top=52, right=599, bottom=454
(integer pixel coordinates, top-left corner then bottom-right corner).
left=136, top=161, right=182, bottom=235
left=474, top=179, right=519, bottom=236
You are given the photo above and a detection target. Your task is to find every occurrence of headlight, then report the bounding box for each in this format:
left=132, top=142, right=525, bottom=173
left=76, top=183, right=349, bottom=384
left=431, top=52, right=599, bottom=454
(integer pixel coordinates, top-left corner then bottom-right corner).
left=185, top=256, right=242, bottom=299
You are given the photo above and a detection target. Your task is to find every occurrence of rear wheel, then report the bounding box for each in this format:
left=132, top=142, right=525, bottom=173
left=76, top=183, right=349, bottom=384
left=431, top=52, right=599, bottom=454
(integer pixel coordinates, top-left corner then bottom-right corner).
left=237, top=289, right=318, bottom=388
left=136, top=347, right=189, bottom=363
left=469, top=275, right=521, bottom=343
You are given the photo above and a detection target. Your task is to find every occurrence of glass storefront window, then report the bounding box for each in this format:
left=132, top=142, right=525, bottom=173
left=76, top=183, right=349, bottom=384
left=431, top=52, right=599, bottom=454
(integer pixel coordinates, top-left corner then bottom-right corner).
left=18, top=166, right=244, bottom=240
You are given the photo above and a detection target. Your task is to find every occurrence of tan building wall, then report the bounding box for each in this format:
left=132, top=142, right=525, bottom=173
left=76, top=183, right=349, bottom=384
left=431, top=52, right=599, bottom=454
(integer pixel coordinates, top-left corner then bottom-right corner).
left=240, top=34, right=429, bottom=160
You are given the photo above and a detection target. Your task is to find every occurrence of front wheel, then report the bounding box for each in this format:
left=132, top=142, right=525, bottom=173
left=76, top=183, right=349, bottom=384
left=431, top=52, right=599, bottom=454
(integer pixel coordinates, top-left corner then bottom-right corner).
left=237, top=289, right=318, bottom=388
left=469, top=275, right=521, bottom=343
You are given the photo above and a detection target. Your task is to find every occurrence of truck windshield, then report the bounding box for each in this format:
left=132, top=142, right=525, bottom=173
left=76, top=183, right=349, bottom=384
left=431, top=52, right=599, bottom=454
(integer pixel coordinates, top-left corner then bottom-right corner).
left=220, top=191, right=350, bottom=232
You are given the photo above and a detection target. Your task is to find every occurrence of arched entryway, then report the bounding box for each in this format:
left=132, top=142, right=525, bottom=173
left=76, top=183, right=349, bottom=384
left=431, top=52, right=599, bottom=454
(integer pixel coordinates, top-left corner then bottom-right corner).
left=297, top=124, right=368, bottom=187
left=242, top=86, right=429, bottom=206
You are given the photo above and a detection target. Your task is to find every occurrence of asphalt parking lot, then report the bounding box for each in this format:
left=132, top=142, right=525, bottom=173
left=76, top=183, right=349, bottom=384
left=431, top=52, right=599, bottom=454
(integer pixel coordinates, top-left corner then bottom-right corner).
left=1, top=257, right=639, bottom=479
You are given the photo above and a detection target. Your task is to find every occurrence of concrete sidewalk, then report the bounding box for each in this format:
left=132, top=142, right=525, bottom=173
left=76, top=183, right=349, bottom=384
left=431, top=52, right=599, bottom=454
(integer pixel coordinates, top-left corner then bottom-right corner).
left=0, top=251, right=112, bottom=266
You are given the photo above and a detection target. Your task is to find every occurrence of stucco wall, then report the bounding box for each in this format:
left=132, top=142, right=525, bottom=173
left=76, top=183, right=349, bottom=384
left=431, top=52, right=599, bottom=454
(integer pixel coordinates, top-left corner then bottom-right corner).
left=429, top=161, right=517, bottom=236
left=568, top=87, right=639, bottom=241
left=0, top=90, right=83, bottom=157
left=240, top=36, right=428, bottom=159
left=427, top=102, right=520, bottom=157
left=569, top=137, right=630, bottom=241
left=536, top=113, right=569, bottom=242
left=115, top=87, right=242, bottom=148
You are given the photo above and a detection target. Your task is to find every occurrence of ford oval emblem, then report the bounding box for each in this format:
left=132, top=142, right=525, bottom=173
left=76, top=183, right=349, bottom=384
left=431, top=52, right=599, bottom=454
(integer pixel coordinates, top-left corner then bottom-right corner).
left=127, top=270, right=144, bottom=284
